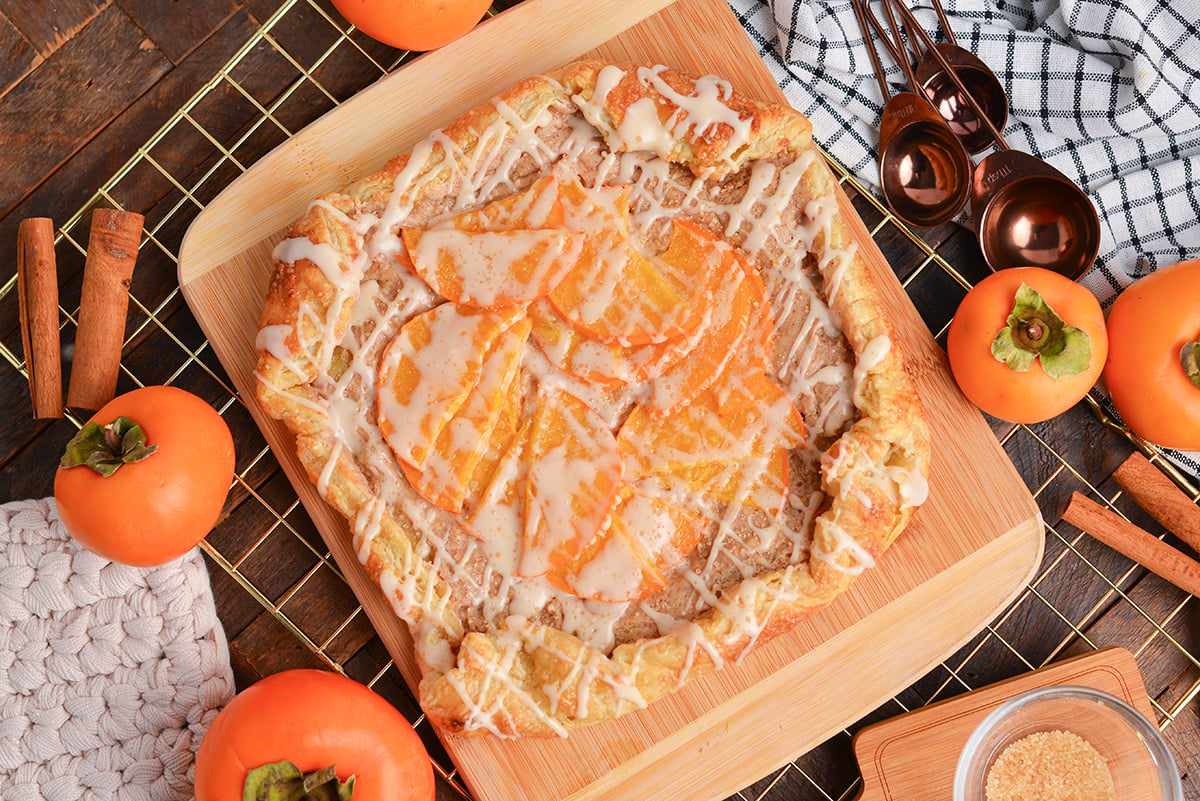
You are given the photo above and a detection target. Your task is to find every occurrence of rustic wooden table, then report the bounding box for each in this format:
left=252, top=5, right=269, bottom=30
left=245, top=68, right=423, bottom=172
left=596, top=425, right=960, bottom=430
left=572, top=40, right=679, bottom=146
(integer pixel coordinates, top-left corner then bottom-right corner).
left=0, top=1, right=1195, bottom=799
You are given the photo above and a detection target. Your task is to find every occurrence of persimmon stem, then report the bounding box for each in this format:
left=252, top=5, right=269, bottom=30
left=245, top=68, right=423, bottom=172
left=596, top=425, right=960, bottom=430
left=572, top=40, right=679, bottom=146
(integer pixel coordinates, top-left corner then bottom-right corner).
left=242, top=761, right=356, bottom=801
left=59, top=416, right=158, bottom=477
left=990, top=283, right=1091, bottom=379
left=1184, top=340, right=1200, bottom=389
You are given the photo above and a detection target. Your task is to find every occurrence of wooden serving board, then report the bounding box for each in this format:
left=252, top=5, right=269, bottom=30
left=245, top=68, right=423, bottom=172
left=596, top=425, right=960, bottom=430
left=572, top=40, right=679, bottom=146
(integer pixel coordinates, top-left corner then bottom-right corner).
left=177, top=1, right=1044, bottom=800
left=853, top=647, right=1155, bottom=800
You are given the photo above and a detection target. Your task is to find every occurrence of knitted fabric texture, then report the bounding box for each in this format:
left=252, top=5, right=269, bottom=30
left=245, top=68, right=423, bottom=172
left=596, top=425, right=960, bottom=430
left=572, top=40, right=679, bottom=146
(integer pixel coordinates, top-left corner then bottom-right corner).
left=0, top=498, right=235, bottom=801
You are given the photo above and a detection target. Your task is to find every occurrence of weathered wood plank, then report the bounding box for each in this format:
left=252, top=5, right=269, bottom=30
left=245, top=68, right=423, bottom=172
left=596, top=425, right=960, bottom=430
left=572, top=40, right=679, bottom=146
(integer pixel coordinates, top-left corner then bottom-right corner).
left=0, top=0, right=104, bottom=56
left=115, top=0, right=240, bottom=64
left=228, top=609, right=328, bottom=686
left=0, top=24, right=253, bottom=261
left=0, top=11, right=39, bottom=97
left=0, top=5, right=170, bottom=218
left=0, top=415, right=71, bottom=501
left=277, top=564, right=380, bottom=664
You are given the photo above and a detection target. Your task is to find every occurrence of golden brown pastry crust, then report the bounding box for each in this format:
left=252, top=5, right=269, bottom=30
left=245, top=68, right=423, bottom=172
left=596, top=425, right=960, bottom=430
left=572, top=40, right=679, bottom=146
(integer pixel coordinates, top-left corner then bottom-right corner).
left=254, top=60, right=931, bottom=738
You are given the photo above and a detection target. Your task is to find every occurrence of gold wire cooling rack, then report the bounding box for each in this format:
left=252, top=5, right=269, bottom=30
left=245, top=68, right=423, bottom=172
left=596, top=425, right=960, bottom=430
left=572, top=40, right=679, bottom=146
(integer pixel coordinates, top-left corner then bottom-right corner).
left=2, top=1, right=1197, bottom=798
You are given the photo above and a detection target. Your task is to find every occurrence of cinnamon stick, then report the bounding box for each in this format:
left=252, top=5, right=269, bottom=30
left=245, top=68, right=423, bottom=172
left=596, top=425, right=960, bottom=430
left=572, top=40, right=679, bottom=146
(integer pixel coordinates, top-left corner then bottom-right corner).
left=67, top=208, right=144, bottom=410
left=1062, top=491, right=1200, bottom=598
left=17, top=218, right=63, bottom=419
left=1112, top=452, right=1200, bottom=555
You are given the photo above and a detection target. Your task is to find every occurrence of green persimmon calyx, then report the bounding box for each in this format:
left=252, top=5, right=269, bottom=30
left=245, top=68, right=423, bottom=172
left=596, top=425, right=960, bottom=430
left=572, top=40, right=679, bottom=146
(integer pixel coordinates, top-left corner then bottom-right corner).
left=1184, top=340, right=1200, bottom=389
left=990, top=283, right=1091, bottom=379
left=59, top=416, right=158, bottom=477
left=243, top=761, right=356, bottom=801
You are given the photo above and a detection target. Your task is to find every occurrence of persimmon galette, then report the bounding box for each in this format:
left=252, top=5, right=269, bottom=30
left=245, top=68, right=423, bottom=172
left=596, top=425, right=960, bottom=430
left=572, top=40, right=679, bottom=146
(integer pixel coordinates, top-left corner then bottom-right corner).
left=254, top=60, right=931, bottom=737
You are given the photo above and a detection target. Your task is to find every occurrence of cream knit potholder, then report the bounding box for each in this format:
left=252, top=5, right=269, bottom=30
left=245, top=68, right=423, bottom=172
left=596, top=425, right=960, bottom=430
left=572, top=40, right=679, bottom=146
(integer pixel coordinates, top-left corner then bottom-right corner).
left=0, top=498, right=235, bottom=801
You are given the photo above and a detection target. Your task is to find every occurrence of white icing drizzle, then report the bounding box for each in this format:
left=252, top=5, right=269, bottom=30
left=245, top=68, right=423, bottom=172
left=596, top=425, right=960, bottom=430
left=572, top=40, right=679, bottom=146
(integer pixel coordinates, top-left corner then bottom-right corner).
left=811, top=519, right=876, bottom=576
left=317, top=439, right=342, bottom=496
left=353, top=497, right=387, bottom=564
left=575, top=65, right=753, bottom=173
left=854, top=334, right=892, bottom=407
left=894, top=464, right=930, bottom=509
left=253, top=370, right=330, bottom=418
left=255, top=324, right=297, bottom=370
left=274, top=237, right=350, bottom=289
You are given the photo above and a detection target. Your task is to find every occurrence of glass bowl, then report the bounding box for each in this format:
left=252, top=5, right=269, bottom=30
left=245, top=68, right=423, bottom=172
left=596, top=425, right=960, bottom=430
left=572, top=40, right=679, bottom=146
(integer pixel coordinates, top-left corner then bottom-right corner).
left=953, top=685, right=1183, bottom=801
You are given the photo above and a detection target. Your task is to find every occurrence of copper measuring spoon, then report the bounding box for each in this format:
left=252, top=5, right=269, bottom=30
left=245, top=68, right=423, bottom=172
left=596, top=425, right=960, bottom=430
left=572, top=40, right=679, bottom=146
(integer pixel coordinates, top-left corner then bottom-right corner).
left=887, top=0, right=1100, bottom=279
left=900, top=0, right=1009, bottom=154
left=852, top=0, right=971, bottom=228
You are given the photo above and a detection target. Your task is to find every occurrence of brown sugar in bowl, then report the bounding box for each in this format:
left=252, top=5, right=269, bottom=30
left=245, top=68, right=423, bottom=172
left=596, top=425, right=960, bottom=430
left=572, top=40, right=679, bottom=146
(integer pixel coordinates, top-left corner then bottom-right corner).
left=953, top=685, right=1183, bottom=801
left=984, top=729, right=1114, bottom=801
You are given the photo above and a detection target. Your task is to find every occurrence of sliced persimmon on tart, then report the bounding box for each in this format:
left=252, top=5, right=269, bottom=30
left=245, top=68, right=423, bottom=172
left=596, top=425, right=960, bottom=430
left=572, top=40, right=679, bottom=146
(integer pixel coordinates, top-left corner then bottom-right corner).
left=641, top=241, right=768, bottom=415
left=403, top=228, right=586, bottom=308
left=376, top=303, right=525, bottom=471
left=549, top=192, right=721, bottom=346
left=435, top=173, right=566, bottom=232
left=619, top=365, right=806, bottom=479
left=546, top=485, right=709, bottom=603
left=398, top=317, right=531, bottom=513
left=638, top=448, right=792, bottom=520
left=520, top=387, right=623, bottom=577
left=254, top=60, right=931, bottom=738
left=528, top=298, right=697, bottom=388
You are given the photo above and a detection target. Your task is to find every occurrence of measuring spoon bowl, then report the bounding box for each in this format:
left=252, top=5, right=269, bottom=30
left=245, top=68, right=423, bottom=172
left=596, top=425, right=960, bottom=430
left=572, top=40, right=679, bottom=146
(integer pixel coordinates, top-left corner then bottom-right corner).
left=878, top=91, right=973, bottom=228
left=916, top=44, right=1009, bottom=154
left=972, top=149, right=1100, bottom=280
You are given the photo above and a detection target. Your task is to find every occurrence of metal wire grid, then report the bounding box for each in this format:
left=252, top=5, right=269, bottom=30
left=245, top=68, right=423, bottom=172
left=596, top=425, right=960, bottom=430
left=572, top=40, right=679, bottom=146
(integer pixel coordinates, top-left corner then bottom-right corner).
left=1, top=1, right=1196, bottom=798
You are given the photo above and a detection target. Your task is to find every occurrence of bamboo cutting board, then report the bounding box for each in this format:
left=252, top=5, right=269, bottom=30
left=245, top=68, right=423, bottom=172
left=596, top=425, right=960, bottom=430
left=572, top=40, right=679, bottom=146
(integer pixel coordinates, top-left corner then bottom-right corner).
left=853, top=647, right=1154, bottom=800
left=177, top=1, right=1045, bottom=800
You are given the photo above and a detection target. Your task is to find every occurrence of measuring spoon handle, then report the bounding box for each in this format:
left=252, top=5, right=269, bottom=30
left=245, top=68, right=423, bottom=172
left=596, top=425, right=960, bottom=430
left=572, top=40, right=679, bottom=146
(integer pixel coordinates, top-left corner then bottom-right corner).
left=850, top=0, right=897, bottom=101
left=929, top=0, right=959, bottom=46
left=885, top=0, right=1008, bottom=149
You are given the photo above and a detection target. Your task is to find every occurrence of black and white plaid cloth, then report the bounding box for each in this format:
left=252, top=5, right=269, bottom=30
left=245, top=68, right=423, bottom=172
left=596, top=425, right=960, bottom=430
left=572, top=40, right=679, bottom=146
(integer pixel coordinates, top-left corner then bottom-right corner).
left=729, top=0, right=1200, bottom=475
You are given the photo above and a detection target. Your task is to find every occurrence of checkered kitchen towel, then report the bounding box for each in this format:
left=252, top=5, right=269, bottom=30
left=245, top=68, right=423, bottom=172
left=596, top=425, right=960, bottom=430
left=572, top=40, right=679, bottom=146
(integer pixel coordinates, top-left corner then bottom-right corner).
left=729, top=0, right=1200, bottom=474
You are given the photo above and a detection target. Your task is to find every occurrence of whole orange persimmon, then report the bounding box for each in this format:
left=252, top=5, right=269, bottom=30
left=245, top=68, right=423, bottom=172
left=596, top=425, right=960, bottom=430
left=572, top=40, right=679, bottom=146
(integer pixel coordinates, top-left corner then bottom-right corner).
left=53, top=386, right=235, bottom=566
left=331, top=0, right=493, bottom=51
left=947, top=267, right=1107, bottom=424
left=1104, top=258, right=1200, bottom=450
left=194, top=669, right=434, bottom=801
